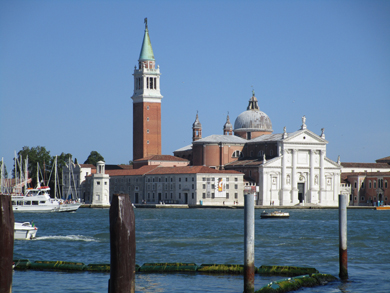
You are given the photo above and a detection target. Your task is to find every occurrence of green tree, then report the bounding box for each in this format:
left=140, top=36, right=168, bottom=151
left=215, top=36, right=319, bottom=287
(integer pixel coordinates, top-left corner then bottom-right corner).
left=84, top=151, right=104, bottom=166
left=16, top=146, right=52, bottom=188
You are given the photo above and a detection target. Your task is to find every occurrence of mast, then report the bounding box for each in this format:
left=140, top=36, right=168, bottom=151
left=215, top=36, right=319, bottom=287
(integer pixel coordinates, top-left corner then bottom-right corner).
left=54, top=156, right=57, bottom=199
left=1, top=157, right=4, bottom=193
left=37, top=162, right=40, bottom=188
left=25, top=156, right=28, bottom=192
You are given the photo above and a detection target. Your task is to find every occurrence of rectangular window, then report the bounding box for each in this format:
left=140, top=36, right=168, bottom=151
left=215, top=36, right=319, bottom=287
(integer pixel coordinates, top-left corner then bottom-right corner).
left=203, top=184, right=206, bottom=189
left=179, top=184, right=181, bottom=189
left=192, top=184, right=194, bottom=189
left=235, top=184, right=238, bottom=189
left=212, top=193, right=215, bottom=199
left=235, top=193, right=238, bottom=199
left=202, top=193, right=206, bottom=199
left=179, top=178, right=181, bottom=182
left=226, top=184, right=229, bottom=189
left=203, top=177, right=206, bottom=182
left=192, top=193, right=194, bottom=199
left=374, top=181, right=377, bottom=188
left=179, top=193, right=181, bottom=199
left=235, top=177, right=238, bottom=182
left=226, top=193, right=229, bottom=199
left=97, top=181, right=101, bottom=185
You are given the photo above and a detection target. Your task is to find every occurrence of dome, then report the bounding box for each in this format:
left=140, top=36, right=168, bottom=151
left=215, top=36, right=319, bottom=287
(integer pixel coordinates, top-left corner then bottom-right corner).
left=234, top=110, right=273, bottom=132
left=233, top=92, right=273, bottom=133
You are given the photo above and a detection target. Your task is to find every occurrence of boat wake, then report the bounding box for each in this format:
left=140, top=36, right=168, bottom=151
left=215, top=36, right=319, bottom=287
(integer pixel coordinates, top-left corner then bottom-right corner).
left=34, top=235, right=99, bottom=242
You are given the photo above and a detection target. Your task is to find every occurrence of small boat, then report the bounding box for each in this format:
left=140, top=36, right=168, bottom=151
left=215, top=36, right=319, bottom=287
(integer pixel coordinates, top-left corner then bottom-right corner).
left=14, top=222, right=38, bottom=240
left=58, top=199, right=83, bottom=212
left=261, top=210, right=290, bottom=219
left=376, top=205, right=390, bottom=210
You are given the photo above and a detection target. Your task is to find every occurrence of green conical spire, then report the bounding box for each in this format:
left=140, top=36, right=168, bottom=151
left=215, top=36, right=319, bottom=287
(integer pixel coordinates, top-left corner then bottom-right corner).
left=139, top=18, right=155, bottom=61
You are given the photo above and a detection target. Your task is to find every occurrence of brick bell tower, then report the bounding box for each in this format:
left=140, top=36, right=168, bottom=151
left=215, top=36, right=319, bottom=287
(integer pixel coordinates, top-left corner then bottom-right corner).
left=131, top=18, right=163, bottom=160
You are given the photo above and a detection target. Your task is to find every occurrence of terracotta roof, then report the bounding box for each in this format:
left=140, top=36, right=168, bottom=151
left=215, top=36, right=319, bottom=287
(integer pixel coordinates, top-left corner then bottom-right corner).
left=80, top=164, right=96, bottom=168
left=134, top=155, right=189, bottom=162
left=377, top=156, right=390, bottom=161
left=147, top=165, right=243, bottom=175
left=106, top=165, right=159, bottom=176
left=105, top=164, right=134, bottom=170
left=341, top=162, right=390, bottom=168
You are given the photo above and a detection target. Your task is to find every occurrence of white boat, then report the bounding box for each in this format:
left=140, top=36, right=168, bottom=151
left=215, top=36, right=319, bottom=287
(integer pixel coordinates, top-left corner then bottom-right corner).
left=12, top=186, right=60, bottom=212
left=260, top=210, right=290, bottom=219
left=14, top=222, right=38, bottom=240
left=58, top=199, right=83, bottom=212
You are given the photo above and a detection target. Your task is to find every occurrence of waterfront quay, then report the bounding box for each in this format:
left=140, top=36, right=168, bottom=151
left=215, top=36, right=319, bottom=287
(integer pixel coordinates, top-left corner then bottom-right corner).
left=81, top=203, right=376, bottom=209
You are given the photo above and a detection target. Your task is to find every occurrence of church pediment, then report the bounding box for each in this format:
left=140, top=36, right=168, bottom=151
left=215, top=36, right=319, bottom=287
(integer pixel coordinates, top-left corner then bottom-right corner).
left=283, top=129, right=328, bottom=145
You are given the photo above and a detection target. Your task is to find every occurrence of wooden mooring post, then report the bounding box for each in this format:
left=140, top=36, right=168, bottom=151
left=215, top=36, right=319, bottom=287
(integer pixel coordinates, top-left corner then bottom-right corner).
left=0, top=194, right=14, bottom=293
left=108, top=194, right=136, bottom=293
left=244, top=190, right=255, bottom=293
left=339, top=194, right=348, bottom=280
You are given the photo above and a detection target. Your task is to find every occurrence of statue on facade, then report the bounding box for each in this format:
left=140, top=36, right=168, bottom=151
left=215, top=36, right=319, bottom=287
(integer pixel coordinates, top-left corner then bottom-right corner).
left=301, top=115, right=307, bottom=130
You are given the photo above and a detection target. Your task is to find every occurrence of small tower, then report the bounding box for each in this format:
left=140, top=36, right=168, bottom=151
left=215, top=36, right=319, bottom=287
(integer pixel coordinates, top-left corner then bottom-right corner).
left=192, top=112, right=202, bottom=141
left=131, top=18, right=163, bottom=160
left=91, top=161, right=110, bottom=206
left=223, top=113, right=233, bottom=135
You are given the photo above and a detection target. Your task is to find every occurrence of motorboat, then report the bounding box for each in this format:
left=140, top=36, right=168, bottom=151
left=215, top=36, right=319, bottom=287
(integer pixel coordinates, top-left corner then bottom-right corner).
left=58, top=199, right=83, bottom=212
left=376, top=205, right=390, bottom=210
left=14, top=222, right=38, bottom=240
left=12, top=186, right=60, bottom=212
left=260, top=210, right=290, bottom=219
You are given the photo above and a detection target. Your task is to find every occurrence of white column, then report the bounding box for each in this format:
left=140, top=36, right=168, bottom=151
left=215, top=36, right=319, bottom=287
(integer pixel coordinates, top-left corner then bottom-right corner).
left=320, top=149, right=325, bottom=204
left=281, top=149, right=290, bottom=206
left=292, top=149, right=298, bottom=204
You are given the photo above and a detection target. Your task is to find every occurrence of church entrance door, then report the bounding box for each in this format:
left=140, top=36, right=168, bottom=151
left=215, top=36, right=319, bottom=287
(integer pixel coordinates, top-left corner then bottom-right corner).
left=298, top=183, right=305, bottom=203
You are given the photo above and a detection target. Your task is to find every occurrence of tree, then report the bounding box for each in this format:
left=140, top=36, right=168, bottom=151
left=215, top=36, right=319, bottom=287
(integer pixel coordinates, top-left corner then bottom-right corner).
left=84, top=151, right=104, bottom=166
left=16, top=146, right=52, bottom=187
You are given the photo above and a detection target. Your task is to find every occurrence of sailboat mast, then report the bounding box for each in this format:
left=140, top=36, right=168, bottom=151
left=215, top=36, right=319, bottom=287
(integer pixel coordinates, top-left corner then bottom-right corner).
left=54, top=156, right=57, bottom=199
left=37, top=162, right=40, bottom=188
left=25, top=156, right=28, bottom=192
left=1, top=157, right=3, bottom=193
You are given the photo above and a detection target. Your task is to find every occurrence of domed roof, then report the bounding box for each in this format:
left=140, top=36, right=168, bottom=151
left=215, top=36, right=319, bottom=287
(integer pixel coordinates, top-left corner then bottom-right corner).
left=223, top=114, right=233, bottom=131
left=192, top=113, right=202, bottom=129
left=234, top=92, right=273, bottom=132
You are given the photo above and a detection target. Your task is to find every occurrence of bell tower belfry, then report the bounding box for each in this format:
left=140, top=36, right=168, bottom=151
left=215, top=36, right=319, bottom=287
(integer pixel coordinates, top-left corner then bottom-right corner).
left=131, top=18, right=163, bottom=160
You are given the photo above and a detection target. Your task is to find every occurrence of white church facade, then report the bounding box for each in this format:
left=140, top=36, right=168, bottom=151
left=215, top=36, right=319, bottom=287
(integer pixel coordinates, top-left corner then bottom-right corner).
left=257, top=125, right=341, bottom=206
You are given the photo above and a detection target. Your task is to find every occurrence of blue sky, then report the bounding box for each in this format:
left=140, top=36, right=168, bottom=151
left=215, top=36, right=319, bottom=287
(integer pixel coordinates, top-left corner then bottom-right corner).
left=1, top=0, right=389, bottom=173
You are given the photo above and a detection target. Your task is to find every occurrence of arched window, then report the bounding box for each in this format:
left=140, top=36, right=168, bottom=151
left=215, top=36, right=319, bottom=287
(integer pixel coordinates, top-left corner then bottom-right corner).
left=258, top=150, right=263, bottom=157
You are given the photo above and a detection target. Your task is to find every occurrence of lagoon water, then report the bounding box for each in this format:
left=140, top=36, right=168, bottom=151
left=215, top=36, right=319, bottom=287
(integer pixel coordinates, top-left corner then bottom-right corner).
left=13, top=208, right=390, bottom=292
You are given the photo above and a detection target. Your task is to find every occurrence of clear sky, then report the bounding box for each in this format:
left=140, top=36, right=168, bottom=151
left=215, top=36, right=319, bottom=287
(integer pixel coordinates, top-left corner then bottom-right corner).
left=1, top=0, right=389, bottom=173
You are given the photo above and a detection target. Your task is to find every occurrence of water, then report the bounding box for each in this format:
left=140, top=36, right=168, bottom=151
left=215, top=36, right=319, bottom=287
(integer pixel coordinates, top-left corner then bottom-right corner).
left=12, top=208, right=390, bottom=292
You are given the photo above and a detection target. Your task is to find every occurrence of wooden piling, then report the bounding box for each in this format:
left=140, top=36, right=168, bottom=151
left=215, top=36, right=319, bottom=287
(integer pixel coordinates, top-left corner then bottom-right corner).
left=339, top=194, right=348, bottom=280
left=108, top=194, right=136, bottom=293
left=0, top=194, right=14, bottom=293
left=244, top=193, right=255, bottom=293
